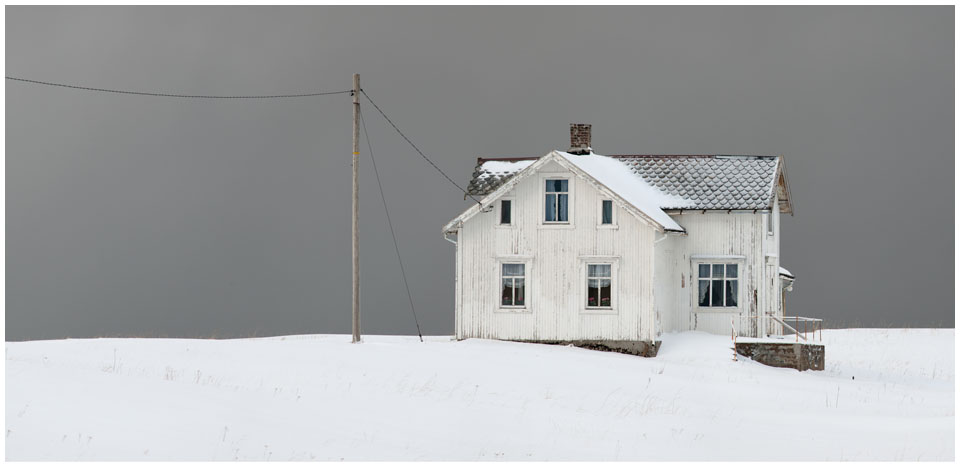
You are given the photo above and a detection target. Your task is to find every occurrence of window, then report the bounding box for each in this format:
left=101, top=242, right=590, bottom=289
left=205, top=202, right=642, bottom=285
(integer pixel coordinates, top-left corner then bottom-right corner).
left=586, top=264, right=612, bottom=308
left=767, top=212, right=774, bottom=235
left=601, top=200, right=613, bottom=225
left=501, top=263, right=525, bottom=307
left=597, top=198, right=617, bottom=228
left=544, top=179, right=569, bottom=222
left=697, top=263, right=738, bottom=307
left=500, top=199, right=512, bottom=225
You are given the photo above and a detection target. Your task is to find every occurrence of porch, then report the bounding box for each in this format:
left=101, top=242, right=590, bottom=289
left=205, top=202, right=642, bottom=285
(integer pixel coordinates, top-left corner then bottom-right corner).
left=731, top=314, right=825, bottom=371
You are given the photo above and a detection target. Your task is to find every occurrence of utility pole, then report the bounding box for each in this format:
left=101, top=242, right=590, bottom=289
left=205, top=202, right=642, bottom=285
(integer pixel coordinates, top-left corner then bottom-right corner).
left=352, top=73, right=361, bottom=343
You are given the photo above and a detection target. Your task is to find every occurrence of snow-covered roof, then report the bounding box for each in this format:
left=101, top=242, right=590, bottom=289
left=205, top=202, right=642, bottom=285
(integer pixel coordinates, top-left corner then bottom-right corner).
left=468, top=154, right=790, bottom=213
left=556, top=152, right=687, bottom=231
left=445, top=151, right=688, bottom=233
left=779, top=266, right=795, bottom=278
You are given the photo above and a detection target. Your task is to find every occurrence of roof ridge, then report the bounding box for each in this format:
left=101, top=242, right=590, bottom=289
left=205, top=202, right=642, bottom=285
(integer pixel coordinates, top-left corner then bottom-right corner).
left=609, top=154, right=777, bottom=158
left=478, top=154, right=777, bottom=164
left=476, top=156, right=539, bottom=163
left=469, top=152, right=785, bottom=211
left=608, top=154, right=716, bottom=157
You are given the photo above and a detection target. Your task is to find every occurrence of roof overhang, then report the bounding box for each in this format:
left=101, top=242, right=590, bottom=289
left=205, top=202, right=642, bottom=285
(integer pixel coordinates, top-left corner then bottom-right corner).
left=443, top=151, right=685, bottom=235
left=779, top=266, right=796, bottom=290
left=775, top=155, right=794, bottom=215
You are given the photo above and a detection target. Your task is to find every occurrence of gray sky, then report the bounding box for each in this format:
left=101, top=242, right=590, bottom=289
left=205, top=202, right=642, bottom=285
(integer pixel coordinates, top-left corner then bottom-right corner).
left=6, top=6, right=954, bottom=341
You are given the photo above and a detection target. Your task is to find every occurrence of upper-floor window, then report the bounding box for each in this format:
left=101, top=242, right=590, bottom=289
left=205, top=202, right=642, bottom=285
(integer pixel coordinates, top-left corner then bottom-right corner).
left=500, top=199, right=512, bottom=225
left=501, top=263, right=526, bottom=307
left=601, top=200, right=613, bottom=225
left=767, top=211, right=774, bottom=235
left=544, top=179, right=569, bottom=223
left=697, top=263, right=738, bottom=307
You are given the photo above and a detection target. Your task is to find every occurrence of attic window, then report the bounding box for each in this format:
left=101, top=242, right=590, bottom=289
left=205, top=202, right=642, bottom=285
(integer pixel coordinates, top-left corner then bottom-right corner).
left=601, top=200, right=613, bottom=225
left=500, top=200, right=512, bottom=225
left=544, top=179, right=569, bottom=223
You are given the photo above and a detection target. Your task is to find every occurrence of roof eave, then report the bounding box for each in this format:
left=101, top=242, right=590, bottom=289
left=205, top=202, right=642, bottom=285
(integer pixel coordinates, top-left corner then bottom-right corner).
left=549, top=152, right=678, bottom=233
left=663, top=208, right=777, bottom=213
left=776, top=155, right=795, bottom=215
left=443, top=152, right=557, bottom=234
left=444, top=151, right=684, bottom=235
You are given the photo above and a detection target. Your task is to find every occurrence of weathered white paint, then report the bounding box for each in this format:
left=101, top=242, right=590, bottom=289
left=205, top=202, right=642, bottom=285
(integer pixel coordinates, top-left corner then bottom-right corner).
left=452, top=159, right=659, bottom=343
left=653, top=196, right=782, bottom=338
left=447, top=157, right=784, bottom=342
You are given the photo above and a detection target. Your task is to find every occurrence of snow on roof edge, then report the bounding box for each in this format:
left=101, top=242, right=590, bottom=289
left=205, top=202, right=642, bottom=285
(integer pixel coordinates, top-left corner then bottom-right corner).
left=478, top=159, right=535, bottom=174
left=555, top=151, right=688, bottom=232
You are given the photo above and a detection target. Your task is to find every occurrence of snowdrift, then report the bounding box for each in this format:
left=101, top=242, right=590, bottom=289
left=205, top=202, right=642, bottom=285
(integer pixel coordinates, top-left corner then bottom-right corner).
left=5, top=329, right=954, bottom=461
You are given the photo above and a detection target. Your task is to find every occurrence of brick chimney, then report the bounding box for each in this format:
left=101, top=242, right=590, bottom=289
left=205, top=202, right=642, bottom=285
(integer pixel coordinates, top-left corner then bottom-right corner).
left=568, top=123, right=592, bottom=155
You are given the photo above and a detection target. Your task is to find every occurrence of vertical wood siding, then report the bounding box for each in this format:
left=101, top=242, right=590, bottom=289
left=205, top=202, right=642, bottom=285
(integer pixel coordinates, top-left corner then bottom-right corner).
left=453, top=163, right=782, bottom=340
left=456, top=160, right=657, bottom=343
left=653, top=201, right=781, bottom=338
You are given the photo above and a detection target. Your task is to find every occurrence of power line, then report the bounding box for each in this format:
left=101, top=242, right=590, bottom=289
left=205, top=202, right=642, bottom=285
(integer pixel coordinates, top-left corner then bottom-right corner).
left=358, top=104, right=424, bottom=342
left=360, top=89, right=481, bottom=205
left=6, top=76, right=353, bottom=99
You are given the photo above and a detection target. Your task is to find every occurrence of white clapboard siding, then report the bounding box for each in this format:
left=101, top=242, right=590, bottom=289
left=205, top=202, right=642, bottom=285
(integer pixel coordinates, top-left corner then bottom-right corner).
left=456, top=160, right=658, bottom=343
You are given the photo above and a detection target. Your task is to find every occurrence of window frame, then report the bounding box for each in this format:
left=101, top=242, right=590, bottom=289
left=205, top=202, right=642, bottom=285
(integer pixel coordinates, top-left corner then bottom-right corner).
left=597, top=198, right=618, bottom=229
left=496, top=197, right=515, bottom=228
left=693, top=261, right=742, bottom=310
left=496, top=256, right=533, bottom=312
left=539, top=173, right=575, bottom=228
left=579, top=256, right=619, bottom=314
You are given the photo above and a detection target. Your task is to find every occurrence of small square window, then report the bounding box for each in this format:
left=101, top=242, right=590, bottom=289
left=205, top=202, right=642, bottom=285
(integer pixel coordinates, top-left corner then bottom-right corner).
left=588, top=264, right=611, bottom=277
left=502, top=263, right=524, bottom=277
left=546, top=179, right=568, bottom=192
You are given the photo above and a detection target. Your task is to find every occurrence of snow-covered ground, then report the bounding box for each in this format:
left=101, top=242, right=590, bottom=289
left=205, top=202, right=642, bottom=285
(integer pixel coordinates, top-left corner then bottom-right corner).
left=5, top=329, right=954, bottom=461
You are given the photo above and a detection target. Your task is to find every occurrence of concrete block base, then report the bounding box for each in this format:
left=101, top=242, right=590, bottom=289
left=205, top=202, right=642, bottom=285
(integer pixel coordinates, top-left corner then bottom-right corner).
left=735, top=341, right=825, bottom=371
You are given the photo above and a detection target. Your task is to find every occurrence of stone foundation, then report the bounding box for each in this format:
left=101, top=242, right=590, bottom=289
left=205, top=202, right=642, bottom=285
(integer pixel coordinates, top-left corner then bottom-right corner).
left=735, top=341, right=825, bottom=371
left=524, top=339, right=662, bottom=357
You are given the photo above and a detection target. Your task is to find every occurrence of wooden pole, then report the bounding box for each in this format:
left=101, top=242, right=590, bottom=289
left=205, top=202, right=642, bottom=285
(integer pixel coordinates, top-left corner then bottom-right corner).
left=352, top=73, right=361, bottom=343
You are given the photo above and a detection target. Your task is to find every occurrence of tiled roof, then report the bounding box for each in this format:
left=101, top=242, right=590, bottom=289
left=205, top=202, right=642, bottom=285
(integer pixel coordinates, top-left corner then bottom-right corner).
left=466, top=158, right=535, bottom=197
left=616, top=155, right=780, bottom=210
left=467, top=154, right=782, bottom=211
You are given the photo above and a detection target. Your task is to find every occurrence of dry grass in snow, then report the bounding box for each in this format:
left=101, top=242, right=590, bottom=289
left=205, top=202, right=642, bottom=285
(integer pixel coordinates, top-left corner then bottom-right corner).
left=5, top=328, right=954, bottom=460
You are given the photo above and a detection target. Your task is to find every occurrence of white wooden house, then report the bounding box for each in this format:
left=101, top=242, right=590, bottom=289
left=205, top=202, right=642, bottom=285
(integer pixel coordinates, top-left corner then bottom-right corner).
left=442, top=124, right=795, bottom=356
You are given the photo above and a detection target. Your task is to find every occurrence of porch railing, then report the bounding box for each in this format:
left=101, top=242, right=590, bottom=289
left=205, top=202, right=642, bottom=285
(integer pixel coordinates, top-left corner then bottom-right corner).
left=766, top=313, right=822, bottom=342
left=734, top=313, right=823, bottom=342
